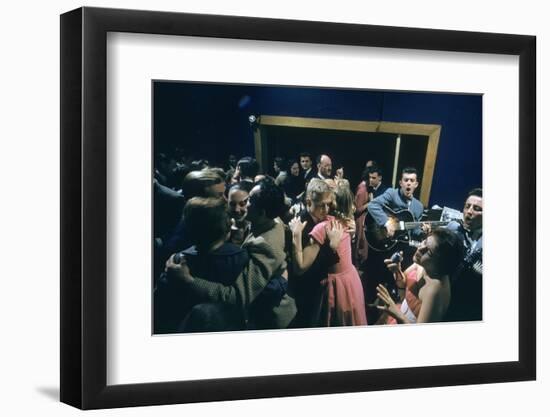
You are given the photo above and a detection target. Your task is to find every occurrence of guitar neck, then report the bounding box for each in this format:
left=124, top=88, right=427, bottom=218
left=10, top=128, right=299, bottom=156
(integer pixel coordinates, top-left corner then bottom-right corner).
left=402, top=221, right=449, bottom=230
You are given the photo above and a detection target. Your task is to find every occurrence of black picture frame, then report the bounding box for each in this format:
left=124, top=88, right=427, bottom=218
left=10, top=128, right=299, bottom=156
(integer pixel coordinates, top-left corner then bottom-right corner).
left=60, top=6, right=536, bottom=410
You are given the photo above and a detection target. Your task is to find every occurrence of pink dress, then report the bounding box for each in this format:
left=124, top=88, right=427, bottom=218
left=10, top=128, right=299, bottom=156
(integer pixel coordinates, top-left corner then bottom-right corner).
left=354, top=181, right=369, bottom=265
left=310, top=216, right=368, bottom=326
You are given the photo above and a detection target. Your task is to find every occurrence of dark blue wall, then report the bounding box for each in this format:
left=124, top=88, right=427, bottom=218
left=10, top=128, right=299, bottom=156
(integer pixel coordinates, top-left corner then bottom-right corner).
left=154, top=82, right=481, bottom=209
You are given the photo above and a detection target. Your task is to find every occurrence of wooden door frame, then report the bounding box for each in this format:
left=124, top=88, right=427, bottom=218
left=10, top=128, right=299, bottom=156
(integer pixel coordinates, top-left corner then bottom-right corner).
left=254, top=115, right=441, bottom=206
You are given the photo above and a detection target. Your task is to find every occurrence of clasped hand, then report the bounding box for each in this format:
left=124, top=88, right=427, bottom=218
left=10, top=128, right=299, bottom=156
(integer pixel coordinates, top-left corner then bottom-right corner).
left=165, top=253, right=193, bottom=283
left=383, top=251, right=406, bottom=289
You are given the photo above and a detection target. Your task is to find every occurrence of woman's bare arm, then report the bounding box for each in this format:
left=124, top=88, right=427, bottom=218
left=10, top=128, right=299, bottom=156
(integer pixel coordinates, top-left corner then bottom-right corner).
left=416, top=281, right=443, bottom=323
left=295, top=238, right=321, bottom=275
left=289, top=216, right=321, bottom=275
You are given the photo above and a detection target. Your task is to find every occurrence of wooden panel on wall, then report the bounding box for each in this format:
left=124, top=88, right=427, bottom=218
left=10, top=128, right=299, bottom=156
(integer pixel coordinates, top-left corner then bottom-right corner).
left=256, top=115, right=441, bottom=206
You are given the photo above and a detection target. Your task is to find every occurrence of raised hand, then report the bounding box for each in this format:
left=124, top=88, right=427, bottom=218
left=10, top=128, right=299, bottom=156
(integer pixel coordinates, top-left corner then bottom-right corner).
left=326, top=219, right=344, bottom=251
left=344, top=217, right=356, bottom=236
left=376, top=284, right=401, bottom=319
left=232, top=165, right=241, bottom=182
left=289, top=215, right=307, bottom=237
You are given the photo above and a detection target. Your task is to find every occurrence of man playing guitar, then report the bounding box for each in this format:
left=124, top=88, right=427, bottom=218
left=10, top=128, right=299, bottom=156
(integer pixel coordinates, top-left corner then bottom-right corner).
left=363, top=167, right=427, bottom=323
left=367, top=167, right=425, bottom=239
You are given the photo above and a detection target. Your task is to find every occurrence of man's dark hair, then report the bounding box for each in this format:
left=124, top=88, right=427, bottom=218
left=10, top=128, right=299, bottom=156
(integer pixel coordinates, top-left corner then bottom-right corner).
left=166, top=164, right=191, bottom=190
left=287, top=158, right=299, bottom=171
left=431, top=228, right=465, bottom=277
left=179, top=303, right=245, bottom=333
left=369, top=165, right=383, bottom=177
left=224, top=168, right=235, bottom=184
left=401, top=167, right=418, bottom=178
left=467, top=188, right=482, bottom=199
left=361, top=164, right=383, bottom=183
left=229, top=180, right=254, bottom=195
left=190, top=159, right=209, bottom=171
left=299, top=152, right=312, bottom=160
left=273, top=156, right=286, bottom=171
left=249, top=178, right=286, bottom=219
left=182, top=169, right=224, bottom=199
left=237, top=157, right=259, bottom=179
left=183, top=197, right=231, bottom=250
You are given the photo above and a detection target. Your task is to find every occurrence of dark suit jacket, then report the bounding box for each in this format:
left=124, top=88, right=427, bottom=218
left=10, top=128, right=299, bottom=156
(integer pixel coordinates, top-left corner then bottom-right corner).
left=372, top=183, right=389, bottom=199
left=303, top=168, right=317, bottom=185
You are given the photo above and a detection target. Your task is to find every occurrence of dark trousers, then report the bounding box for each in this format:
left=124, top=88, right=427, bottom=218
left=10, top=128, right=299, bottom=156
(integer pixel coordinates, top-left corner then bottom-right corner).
left=361, top=243, right=416, bottom=325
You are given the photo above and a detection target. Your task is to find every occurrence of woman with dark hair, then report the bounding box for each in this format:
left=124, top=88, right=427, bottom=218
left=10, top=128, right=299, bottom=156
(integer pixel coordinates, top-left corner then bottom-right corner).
left=273, top=156, right=288, bottom=186
left=166, top=164, right=191, bottom=192
left=166, top=178, right=297, bottom=329
left=376, top=228, right=464, bottom=324
left=234, top=156, right=259, bottom=182
left=281, top=159, right=305, bottom=203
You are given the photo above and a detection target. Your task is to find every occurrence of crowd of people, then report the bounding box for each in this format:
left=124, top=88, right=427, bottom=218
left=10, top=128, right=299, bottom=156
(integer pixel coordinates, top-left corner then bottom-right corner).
left=153, top=150, right=483, bottom=333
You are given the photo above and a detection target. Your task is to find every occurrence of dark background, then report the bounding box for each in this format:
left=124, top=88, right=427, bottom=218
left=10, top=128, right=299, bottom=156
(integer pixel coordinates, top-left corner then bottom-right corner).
left=153, top=81, right=482, bottom=209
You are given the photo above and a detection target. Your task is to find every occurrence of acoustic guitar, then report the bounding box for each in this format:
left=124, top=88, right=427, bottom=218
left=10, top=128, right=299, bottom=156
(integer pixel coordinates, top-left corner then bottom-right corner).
left=365, top=206, right=449, bottom=252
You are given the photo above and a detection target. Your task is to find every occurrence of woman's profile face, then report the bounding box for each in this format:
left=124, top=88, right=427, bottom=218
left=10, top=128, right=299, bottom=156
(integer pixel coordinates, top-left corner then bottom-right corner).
left=413, top=235, right=440, bottom=274
left=245, top=185, right=262, bottom=224
left=290, top=162, right=300, bottom=176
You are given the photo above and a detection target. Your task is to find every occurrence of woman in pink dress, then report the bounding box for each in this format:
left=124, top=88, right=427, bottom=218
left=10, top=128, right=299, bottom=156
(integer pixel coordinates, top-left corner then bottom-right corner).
left=289, top=180, right=367, bottom=326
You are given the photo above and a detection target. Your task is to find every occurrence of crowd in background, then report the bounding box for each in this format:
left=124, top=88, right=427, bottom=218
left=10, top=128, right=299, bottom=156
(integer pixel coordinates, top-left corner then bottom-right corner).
left=153, top=149, right=483, bottom=333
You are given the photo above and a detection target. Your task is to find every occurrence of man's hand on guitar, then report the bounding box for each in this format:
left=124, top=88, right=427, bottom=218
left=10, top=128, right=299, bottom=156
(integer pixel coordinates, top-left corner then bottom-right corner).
left=421, top=223, right=432, bottom=235
left=385, top=220, right=397, bottom=238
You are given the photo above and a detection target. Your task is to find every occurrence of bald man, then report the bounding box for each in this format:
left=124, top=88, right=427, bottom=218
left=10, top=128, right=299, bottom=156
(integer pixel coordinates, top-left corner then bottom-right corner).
left=316, top=154, right=332, bottom=180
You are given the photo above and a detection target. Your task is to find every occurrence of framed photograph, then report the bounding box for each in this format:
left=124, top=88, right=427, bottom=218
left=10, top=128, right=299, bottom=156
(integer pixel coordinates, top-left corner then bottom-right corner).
left=60, top=6, right=536, bottom=410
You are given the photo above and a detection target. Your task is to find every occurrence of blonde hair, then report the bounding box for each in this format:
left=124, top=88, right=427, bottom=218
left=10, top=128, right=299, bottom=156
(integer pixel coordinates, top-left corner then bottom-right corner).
left=333, top=179, right=354, bottom=220
left=306, top=178, right=332, bottom=204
